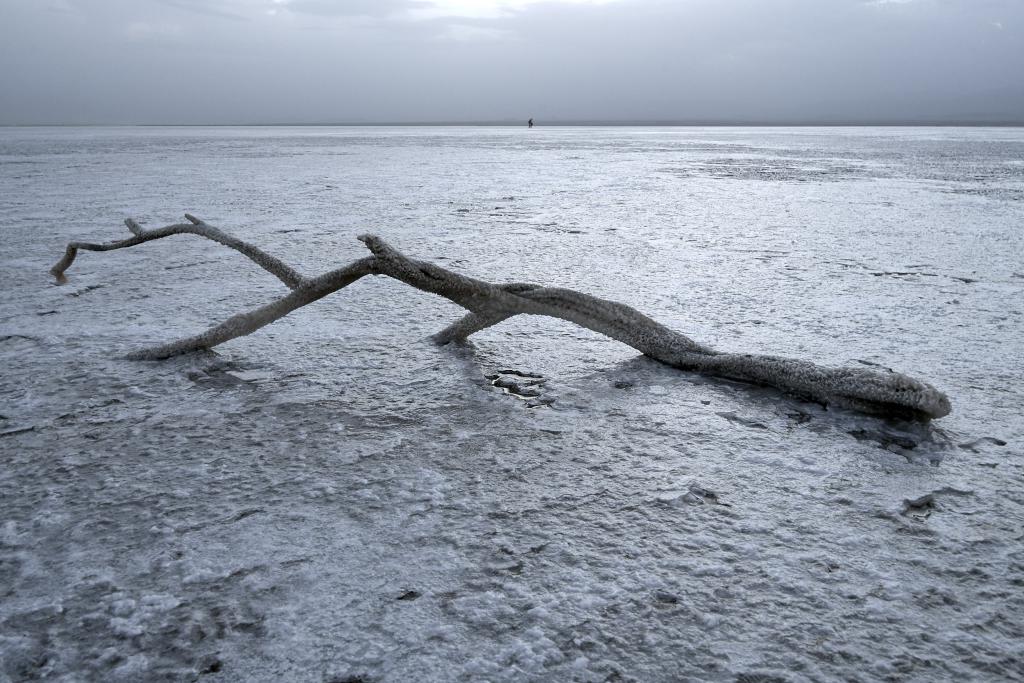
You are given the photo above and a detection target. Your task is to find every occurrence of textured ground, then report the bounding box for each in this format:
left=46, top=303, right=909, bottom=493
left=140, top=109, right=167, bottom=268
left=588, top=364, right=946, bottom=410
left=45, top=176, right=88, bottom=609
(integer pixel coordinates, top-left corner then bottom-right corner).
left=1, top=126, right=1023, bottom=682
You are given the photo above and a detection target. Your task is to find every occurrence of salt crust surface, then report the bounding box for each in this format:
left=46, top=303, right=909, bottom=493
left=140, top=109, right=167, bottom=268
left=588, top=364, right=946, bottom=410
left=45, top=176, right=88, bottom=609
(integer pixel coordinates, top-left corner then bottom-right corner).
left=1, top=126, right=1023, bottom=681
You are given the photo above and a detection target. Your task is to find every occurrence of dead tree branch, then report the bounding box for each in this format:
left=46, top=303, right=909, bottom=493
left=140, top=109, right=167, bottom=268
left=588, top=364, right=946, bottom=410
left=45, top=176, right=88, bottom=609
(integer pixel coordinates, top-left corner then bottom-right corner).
left=50, top=215, right=304, bottom=289
left=51, top=216, right=952, bottom=420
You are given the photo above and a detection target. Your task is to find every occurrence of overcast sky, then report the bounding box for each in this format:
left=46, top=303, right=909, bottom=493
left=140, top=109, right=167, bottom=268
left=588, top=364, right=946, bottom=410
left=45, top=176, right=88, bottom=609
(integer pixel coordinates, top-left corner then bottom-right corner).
left=0, top=0, right=1021, bottom=124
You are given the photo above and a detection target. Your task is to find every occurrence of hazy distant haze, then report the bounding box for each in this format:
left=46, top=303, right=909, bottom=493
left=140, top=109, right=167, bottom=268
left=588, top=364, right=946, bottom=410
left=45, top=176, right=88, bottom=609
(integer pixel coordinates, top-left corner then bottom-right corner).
left=0, top=0, right=1021, bottom=125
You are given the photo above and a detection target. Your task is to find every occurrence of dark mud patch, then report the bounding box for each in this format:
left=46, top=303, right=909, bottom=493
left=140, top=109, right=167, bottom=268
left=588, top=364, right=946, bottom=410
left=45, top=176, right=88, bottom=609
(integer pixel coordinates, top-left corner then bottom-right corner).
left=958, top=436, right=1007, bottom=453
left=0, top=334, right=42, bottom=344
left=485, top=369, right=553, bottom=407
left=848, top=428, right=920, bottom=451
left=717, top=411, right=769, bottom=430
left=66, top=284, right=105, bottom=297
left=0, top=425, right=37, bottom=438
left=902, top=487, right=974, bottom=520
left=844, top=419, right=951, bottom=463
left=658, top=483, right=730, bottom=507
left=186, top=359, right=272, bottom=389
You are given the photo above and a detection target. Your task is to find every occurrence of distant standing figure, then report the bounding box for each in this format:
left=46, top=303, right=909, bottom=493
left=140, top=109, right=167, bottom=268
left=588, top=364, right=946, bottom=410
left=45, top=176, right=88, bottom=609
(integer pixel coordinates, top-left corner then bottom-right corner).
left=528, top=118, right=534, bottom=128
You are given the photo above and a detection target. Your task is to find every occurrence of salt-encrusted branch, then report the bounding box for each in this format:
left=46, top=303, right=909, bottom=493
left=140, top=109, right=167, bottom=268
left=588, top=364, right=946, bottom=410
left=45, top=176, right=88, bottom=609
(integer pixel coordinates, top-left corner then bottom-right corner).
left=52, top=217, right=952, bottom=420
left=125, top=257, right=379, bottom=360
left=50, top=215, right=304, bottom=289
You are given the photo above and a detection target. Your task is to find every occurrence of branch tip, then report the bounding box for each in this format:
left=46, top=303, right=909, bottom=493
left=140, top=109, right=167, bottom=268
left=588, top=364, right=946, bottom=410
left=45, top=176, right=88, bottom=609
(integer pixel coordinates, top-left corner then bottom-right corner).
left=357, top=234, right=398, bottom=260
left=184, top=213, right=203, bottom=225
left=125, top=218, right=144, bottom=236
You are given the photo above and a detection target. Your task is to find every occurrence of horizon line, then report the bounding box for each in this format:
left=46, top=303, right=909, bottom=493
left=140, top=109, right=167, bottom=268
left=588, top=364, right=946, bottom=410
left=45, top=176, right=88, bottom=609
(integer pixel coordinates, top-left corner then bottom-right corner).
left=3, top=119, right=1024, bottom=128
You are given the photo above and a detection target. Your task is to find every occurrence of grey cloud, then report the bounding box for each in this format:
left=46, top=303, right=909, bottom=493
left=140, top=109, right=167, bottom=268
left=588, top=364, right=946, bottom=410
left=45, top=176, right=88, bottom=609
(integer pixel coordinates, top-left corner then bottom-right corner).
left=280, top=0, right=429, bottom=17
left=155, top=0, right=249, bottom=20
left=0, top=0, right=1021, bottom=124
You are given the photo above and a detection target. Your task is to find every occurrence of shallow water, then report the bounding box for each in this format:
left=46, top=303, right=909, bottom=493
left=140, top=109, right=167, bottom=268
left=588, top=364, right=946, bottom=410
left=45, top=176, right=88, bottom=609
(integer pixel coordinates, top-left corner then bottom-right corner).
left=1, top=126, right=1023, bottom=681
